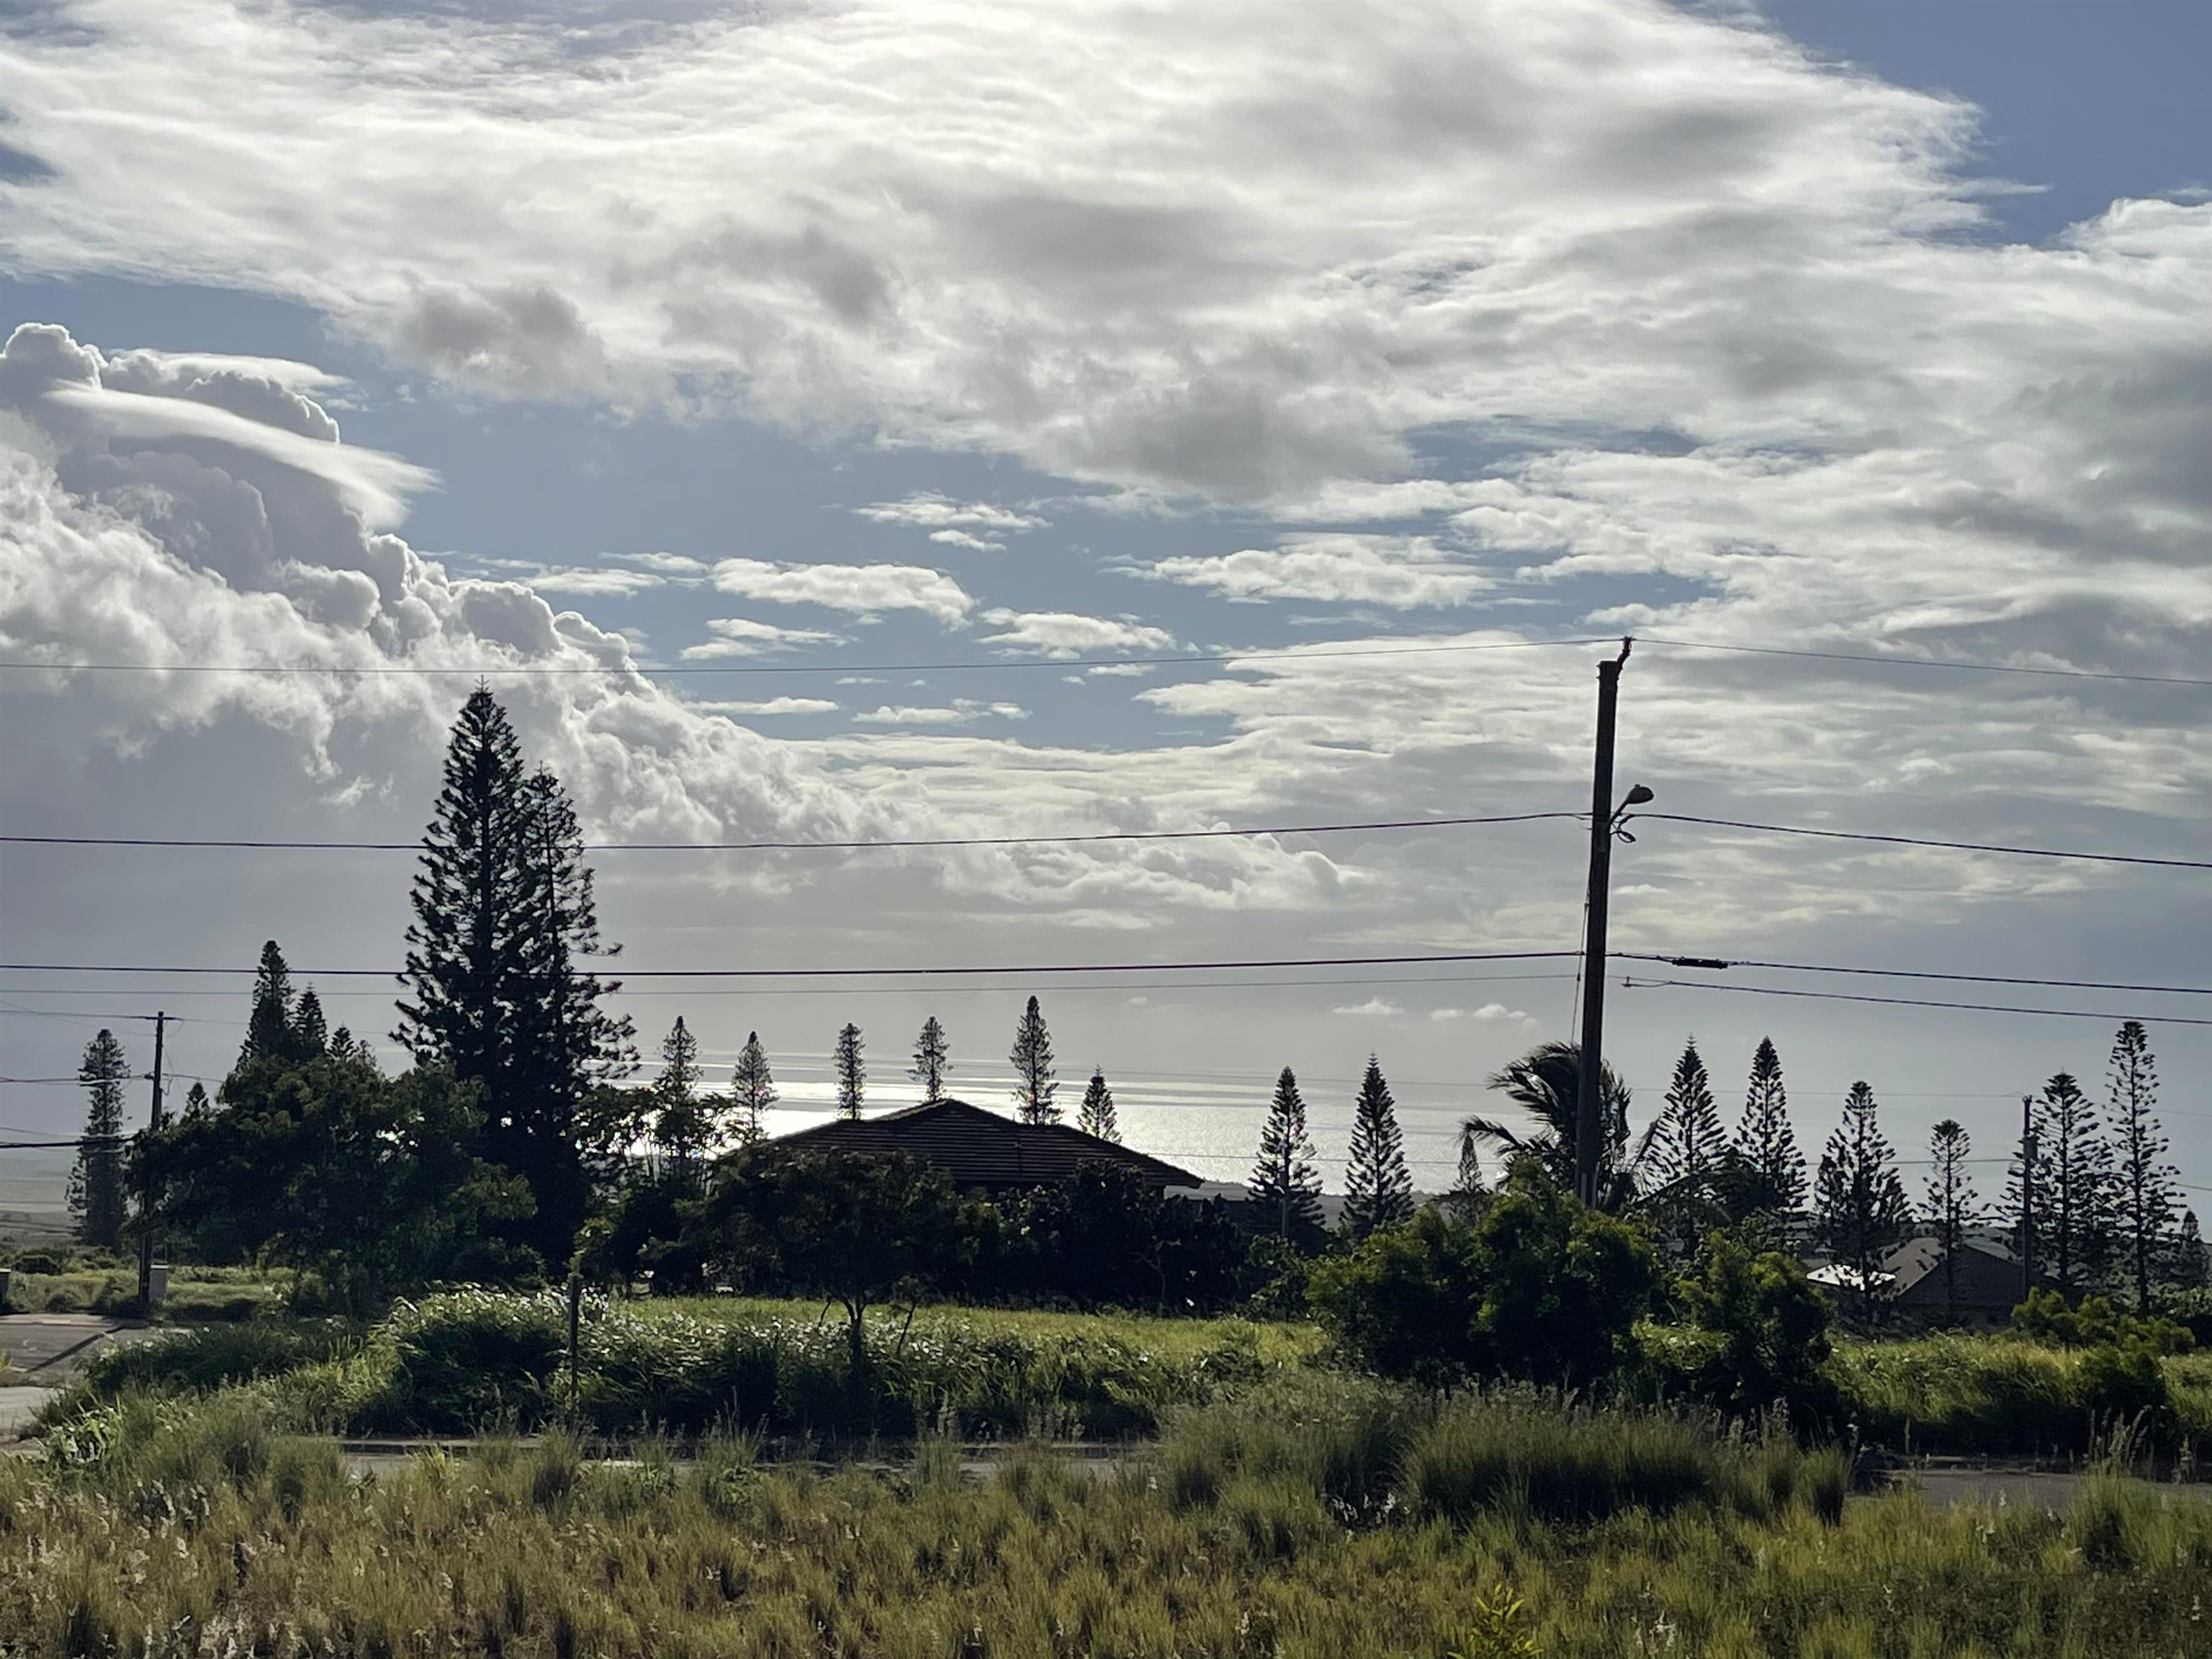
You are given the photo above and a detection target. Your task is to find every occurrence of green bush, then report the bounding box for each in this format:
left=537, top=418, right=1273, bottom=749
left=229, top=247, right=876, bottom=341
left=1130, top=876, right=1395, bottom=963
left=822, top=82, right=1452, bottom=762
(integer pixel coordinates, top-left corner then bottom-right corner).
left=1653, top=1231, right=1838, bottom=1426
left=75, top=1321, right=357, bottom=1401
left=2011, top=1287, right=2195, bottom=1354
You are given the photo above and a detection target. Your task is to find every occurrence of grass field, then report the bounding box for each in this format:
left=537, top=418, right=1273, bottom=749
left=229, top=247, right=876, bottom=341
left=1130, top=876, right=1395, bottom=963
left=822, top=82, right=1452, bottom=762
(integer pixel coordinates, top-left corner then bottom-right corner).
left=10, top=1380, right=2211, bottom=1658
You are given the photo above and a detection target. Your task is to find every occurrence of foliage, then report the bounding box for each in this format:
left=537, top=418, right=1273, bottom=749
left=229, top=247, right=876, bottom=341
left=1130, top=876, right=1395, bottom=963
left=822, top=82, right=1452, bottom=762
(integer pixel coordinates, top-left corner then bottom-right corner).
left=1731, top=1036, right=1805, bottom=1216
left=691, top=1147, right=973, bottom=1373
left=1008, top=994, right=1058, bottom=1123
left=1663, top=1231, right=1836, bottom=1424
left=2105, top=1020, right=2179, bottom=1311
left=1341, top=1053, right=1413, bottom=1238
left=909, top=1014, right=950, bottom=1102
left=150, top=1055, right=533, bottom=1316
left=2006, top=1071, right=2115, bottom=1298
left=834, top=1021, right=866, bottom=1118
left=1000, top=1161, right=1244, bottom=1311
left=728, top=1030, right=775, bottom=1143
left=1923, top=1118, right=1979, bottom=1314
left=1310, top=1159, right=1658, bottom=1389
left=647, top=1015, right=718, bottom=1176
left=1076, top=1065, right=1119, bottom=1141
left=35, top=1380, right=2212, bottom=1658
left=1461, top=1040, right=1641, bottom=1210
left=68, top=1028, right=130, bottom=1251
left=395, top=690, right=635, bottom=1268
left=1812, top=1081, right=1911, bottom=1328
left=2009, top=1287, right=2195, bottom=1354
left=1249, top=1065, right=1323, bottom=1241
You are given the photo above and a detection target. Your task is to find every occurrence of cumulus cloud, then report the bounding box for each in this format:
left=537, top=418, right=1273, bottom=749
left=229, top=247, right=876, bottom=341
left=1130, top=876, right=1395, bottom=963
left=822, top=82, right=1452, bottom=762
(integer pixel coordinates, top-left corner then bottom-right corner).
left=1431, top=1004, right=1537, bottom=1025
left=976, top=608, right=1178, bottom=658
left=856, top=493, right=1046, bottom=551
left=1333, top=997, right=1407, bottom=1018
left=710, top=559, right=974, bottom=624
left=1142, top=534, right=1493, bottom=608
left=852, top=700, right=1029, bottom=727
left=678, top=617, right=848, bottom=658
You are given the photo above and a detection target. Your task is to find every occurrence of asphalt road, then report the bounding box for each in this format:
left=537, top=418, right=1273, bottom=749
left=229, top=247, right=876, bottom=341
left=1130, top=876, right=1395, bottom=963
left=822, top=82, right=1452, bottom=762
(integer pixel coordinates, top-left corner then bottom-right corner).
left=0, top=1313, right=156, bottom=1436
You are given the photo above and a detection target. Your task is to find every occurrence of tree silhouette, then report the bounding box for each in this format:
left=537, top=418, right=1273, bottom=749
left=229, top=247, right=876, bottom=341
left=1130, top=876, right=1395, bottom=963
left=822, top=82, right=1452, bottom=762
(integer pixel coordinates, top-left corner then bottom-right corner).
left=1341, top=1055, right=1413, bottom=1238
left=1460, top=1041, right=1642, bottom=1210
left=69, top=1028, right=130, bottom=1250
left=1077, top=1066, right=1119, bottom=1142
left=1814, top=1081, right=1911, bottom=1326
left=729, top=1031, right=776, bottom=1145
left=1732, top=1038, right=1806, bottom=1216
left=2106, top=1020, right=2178, bottom=1311
left=1249, top=1066, right=1323, bottom=1238
left=291, top=987, right=329, bottom=1060
left=909, top=1016, right=951, bottom=1102
left=2005, top=1072, right=2113, bottom=1298
left=1924, top=1118, right=1979, bottom=1317
left=240, top=940, right=297, bottom=1069
left=651, top=1016, right=716, bottom=1178
left=835, top=1022, right=866, bottom=1120
left=1648, top=1040, right=1724, bottom=1187
left=1009, top=996, right=1058, bottom=1123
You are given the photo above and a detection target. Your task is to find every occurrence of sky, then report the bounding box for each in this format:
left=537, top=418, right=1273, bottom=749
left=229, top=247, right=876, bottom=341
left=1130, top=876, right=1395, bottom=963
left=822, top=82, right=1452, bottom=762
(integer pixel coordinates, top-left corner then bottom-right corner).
left=1, top=0, right=2208, bottom=1207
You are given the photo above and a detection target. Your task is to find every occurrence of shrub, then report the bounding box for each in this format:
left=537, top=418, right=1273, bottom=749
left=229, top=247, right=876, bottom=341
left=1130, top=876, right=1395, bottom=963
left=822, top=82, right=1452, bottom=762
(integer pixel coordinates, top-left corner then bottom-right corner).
left=76, top=1321, right=357, bottom=1401
left=2012, top=1287, right=2195, bottom=1354
left=1658, top=1231, right=1838, bottom=1426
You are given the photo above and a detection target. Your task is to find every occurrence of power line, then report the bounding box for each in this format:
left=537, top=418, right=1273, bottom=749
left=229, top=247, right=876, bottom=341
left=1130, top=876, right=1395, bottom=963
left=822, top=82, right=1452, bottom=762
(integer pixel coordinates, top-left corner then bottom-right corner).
left=1620, top=953, right=2211, bottom=998
left=0, top=637, right=1612, bottom=680
left=1637, top=637, right=2212, bottom=689
left=1638, top=814, right=2212, bottom=871
left=0, top=810, right=1578, bottom=855
left=1621, top=976, right=2212, bottom=1028
left=0, top=949, right=1583, bottom=981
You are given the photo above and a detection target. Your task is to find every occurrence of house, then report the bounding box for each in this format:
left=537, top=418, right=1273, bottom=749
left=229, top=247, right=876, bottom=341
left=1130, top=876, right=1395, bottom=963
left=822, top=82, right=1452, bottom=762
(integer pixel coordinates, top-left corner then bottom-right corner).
left=1885, top=1235, right=2039, bottom=1328
left=770, top=1097, right=1203, bottom=1193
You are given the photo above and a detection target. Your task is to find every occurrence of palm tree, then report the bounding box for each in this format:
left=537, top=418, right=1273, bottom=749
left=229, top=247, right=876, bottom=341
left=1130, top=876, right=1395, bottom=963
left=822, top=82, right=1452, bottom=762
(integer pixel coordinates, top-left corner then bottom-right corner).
left=1459, top=1040, right=1652, bottom=1212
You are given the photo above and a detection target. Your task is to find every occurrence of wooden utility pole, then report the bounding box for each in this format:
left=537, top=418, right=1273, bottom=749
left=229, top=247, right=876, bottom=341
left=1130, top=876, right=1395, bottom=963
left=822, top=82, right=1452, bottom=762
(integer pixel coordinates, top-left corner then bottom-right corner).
left=2018, top=1092, right=2037, bottom=1305
left=1574, top=639, right=1634, bottom=1208
left=136, top=1011, right=166, bottom=1310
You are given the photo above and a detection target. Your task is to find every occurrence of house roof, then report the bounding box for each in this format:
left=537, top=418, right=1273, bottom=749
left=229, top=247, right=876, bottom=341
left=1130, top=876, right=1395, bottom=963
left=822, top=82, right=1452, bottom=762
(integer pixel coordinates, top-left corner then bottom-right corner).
left=770, top=1097, right=1203, bottom=1190
left=1884, top=1236, right=2037, bottom=1308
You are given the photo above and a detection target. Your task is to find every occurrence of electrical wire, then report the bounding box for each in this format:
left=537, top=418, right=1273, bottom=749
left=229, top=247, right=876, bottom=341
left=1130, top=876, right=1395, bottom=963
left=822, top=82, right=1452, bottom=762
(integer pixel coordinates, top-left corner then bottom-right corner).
left=1620, top=976, right=2212, bottom=1027
left=1619, top=953, right=2211, bottom=998
left=1636, top=636, right=2212, bottom=689
left=0, top=810, right=1578, bottom=854
left=0, top=637, right=1614, bottom=679
left=1638, top=813, right=2212, bottom=871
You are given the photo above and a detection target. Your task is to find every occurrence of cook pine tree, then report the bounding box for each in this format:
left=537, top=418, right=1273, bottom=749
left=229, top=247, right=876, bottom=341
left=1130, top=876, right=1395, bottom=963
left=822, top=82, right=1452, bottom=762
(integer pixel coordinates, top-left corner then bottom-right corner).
left=1077, top=1067, right=1120, bottom=1142
left=69, top=1028, right=131, bottom=1251
left=1649, top=1040, right=1725, bottom=1188
left=395, top=688, right=634, bottom=1264
left=1814, top=1081, right=1911, bottom=1326
left=651, top=1016, right=717, bottom=1179
left=835, top=1022, right=866, bottom=1120
left=239, top=940, right=300, bottom=1067
left=1923, top=1119, right=1979, bottom=1317
left=729, top=1032, right=776, bottom=1145
left=1009, top=996, right=1058, bottom=1124
left=2105, top=1020, right=2179, bottom=1311
left=2003, top=1072, right=2113, bottom=1298
left=909, top=1016, right=951, bottom=1102
left=1249, top=1066, right=1323, bottom=1239
left=1341, top=1055, right=1414, bottom=1238
left=1733, top=1037, right=1807, bottom=1218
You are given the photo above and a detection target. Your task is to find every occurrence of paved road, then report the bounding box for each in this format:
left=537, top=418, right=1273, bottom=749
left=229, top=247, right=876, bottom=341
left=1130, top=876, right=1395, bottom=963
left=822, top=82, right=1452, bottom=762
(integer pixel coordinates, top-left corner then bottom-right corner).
left=1890, top=1466, right=2212, bottom=1510
left=0, top=1313, right=158, bottom=1436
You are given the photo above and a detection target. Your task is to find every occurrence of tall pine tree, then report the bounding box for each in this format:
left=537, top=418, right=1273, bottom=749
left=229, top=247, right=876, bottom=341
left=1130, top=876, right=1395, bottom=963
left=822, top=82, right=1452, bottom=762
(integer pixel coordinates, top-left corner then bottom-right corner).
left=1076, top=1067, right=1119, bottom=1142
left=651, top=1016, right=716, bottom=1177
left=239, top=940, right=297, bottom=1068
left=2003, top=1072, right=2113, bottom=1298
left=292, top=987, right=329, bottom=1060
left=835, top=1023, right=866, bottom=1120
left=910, top=1016, right=951, bottom=1102
left=395, top=689, right=633, bottom=1266
left=69, top=1028, right=130, bottom=1250
left=1814, top=1081, right=1911, bottom=1326
left=1341, top=1055, right=1413, bottom=1238
left=1648, top=1040, right=1724, bottom=1187
left=1924, top=1118, right=1979, bottom=1317
left=1732, top=1037, right=1806, bottom=1215
left=1009, top=996, right=1058, bottom=1124
left=2106, top=1020, right=2179, bottom=1311
left=729, top=1031, right=776, bottom=1144
left=1250, top=1066, right=1323, bottom=1238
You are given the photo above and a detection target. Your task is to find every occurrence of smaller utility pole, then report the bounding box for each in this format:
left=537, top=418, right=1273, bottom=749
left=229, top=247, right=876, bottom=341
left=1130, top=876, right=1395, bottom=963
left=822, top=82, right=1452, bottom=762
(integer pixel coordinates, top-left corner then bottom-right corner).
left=1573, top=639, right=1634, bottom=1206
left=2018, top=1093, right=2036, bottom=1305
left=136, top=1012, right=166, bottom=1310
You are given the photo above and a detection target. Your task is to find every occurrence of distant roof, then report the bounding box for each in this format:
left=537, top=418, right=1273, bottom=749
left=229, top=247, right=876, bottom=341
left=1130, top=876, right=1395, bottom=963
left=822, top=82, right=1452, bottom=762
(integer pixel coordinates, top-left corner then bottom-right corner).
left=771, top=1097, right=1202, bottom=1190
left=1885, top=1236, right=2038, bottom=1308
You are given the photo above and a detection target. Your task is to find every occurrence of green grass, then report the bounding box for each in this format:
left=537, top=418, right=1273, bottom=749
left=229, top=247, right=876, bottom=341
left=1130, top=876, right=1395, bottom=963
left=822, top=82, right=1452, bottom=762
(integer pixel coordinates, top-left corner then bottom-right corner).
left=8, top=1386, right=2211, bottom=1657
left=1, top=1262, right=287, bottom=1321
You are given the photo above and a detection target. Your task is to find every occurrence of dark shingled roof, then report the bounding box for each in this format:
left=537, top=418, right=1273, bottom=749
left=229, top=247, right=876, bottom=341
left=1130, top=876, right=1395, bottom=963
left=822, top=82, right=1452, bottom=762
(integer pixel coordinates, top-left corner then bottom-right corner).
left=771, top=1097, right=1202, bottom=1191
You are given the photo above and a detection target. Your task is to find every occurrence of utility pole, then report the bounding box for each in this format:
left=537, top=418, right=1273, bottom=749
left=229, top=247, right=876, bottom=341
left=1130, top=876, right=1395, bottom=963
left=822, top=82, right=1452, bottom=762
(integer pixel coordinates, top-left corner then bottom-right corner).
left=136, top=1011, right=166, bottom=1310
left=2018, top=1092, right=2037, bottom=1305
left=1574, top=639, right=1635, bottom=1208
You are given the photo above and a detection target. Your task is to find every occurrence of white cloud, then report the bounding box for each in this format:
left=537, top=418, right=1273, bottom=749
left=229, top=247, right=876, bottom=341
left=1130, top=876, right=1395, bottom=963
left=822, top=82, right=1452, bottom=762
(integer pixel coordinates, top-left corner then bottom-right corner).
left=976, top=607, right=1178, bottom=658
left=481, top=562, right=666, bottom=598
left=679, top=617, right=847, bottom=658
left=852, top=700, right=1029, bottom=727
left=1333, top=997, right=1406, bottom=1018
left=612, top=550, right=711, bottom=578
left=682, top=697, right=840, bottom=716
left=710, top=558, right=974, bottom=624
left=1142, top=535, right=1492, bottom=608
left=1431, top=1004, right=1536, bottom=1025
left=858, top=493, right=1046, bottom=550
